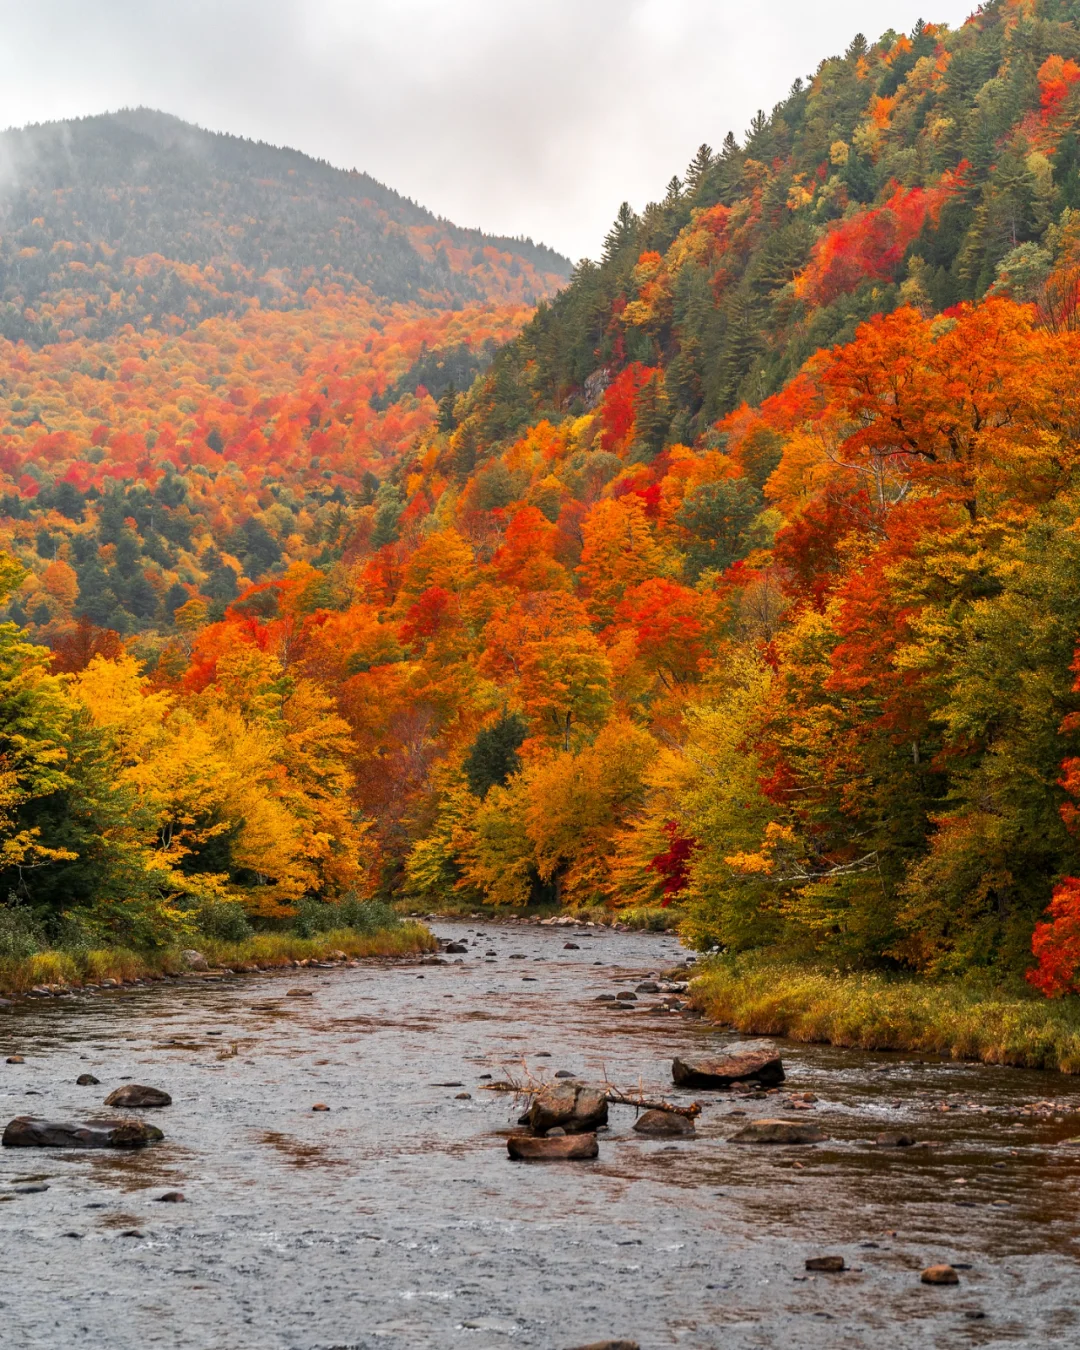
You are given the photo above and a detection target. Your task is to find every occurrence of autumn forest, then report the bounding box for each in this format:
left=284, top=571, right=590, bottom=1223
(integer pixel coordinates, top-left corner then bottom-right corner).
left=6, top=3, right=1080, bottom=1000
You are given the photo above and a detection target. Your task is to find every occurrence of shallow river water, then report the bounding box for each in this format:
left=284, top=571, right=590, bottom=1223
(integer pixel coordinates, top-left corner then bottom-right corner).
left=2, top=921, right=1080, bottom=1349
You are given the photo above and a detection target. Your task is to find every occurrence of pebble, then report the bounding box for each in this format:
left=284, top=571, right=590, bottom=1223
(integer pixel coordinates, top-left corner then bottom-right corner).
left=286, top=989, right=314, bottom=998
left=6, top=1055, right=24, bottom=1064
left=155, top=1191, right=185, bottom=1202
left=455, top=1092, right=471, bottom=1100
left=312, top=1103, right=330, bottom=1111
left=564, top=942, right=580, bottom=950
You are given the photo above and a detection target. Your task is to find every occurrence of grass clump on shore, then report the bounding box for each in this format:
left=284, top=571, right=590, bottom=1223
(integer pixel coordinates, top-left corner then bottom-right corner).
left=0, top=895, right=435, bottom=996
left=690, top=955, right=1080, bottom=1074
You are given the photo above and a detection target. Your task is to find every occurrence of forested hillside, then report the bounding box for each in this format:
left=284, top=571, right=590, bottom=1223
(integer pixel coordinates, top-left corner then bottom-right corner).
left=10, top=2, right=1080, bottom=995
left=0, top=109, right=568, bottom=345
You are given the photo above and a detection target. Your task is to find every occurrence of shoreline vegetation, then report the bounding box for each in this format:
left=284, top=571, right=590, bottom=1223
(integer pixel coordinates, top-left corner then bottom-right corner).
left=0, top=922, right=435, bottom=998
left=689, top=957, right=1080, bottom=1076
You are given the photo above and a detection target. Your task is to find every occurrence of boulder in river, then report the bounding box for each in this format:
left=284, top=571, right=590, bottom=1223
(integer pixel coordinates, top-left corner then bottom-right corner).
left=921, top=1264, right=960, bottom=1285
left=633, top=1109, right=695, bottom=1137
left=103, top=1085, right=171, bottom=1108
left=672, top=1049, right=784, bottom=1089
left=728, top=1118, right=826, bottom=1144
left=444, top=942, right=468, bottom=953
left=181, top=949, right=208, bottom=971
left=507, top=1132, right=599, bottom=1161
left=155, top=1191, right=185, bottom=1202
left=75, top=1074, right=100, bottom=1086
left=3, top=1116, right=164, bottom=1148
left=529, top=1083, right=608, bottom=1136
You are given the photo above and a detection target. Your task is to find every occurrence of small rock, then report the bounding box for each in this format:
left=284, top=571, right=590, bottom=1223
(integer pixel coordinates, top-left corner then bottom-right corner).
left=155, top=1191, right=185, bottom=1202
left=507, top=1132, right=599, bottom=1161
left=444, top=942, right=468, bottom=954
left=728, top=1118, right=826, bottom=1145
left=673, top=1049, right=784, bottom=1089
left=2, top=1117, right=164, bottom=1148
left=595, top=994, right=618, bottom=1003
left=636, top=981, right=660, bottom=993
left=75, top=1073, right=101, bottom=1086
left=548, top=1127, right=566, bottom=1136
left=633, top=1110, right=695, bottom=1137
left=615, top=991, right=637, bottom=1002
left=14, top=1183, right=49, bottom=1194
left=554, top=1070, right=577, bottom=1079
left=6, top=1055, right=24, bottom=1065
left=286, top=989, right=314, bottom=997
left=181, top=949, right=208, bottom=971
left=454, top=1092, right=471, bottom=1100
left=921, top=1264, right=960, bottom=1285
left=103, top=1085, right=171, bottom=1109
left=312, top=1103, right=330, bottom=1112
left=876, top=1131, right=918, bottom=1148
left=805, top=1255, right=845, bottom=1272
left=564, top=942, right=580, bottom=950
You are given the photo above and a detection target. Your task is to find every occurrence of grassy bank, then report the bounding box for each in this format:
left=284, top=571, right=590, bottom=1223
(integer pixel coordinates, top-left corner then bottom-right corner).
left=0, top=923, right=436, bottom=996
left=690, top=956, right=1080, bottom=1074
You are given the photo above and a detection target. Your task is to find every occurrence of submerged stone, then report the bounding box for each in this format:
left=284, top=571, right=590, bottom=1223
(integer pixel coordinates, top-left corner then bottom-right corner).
left=3, top=1116, right=164, bottom=1148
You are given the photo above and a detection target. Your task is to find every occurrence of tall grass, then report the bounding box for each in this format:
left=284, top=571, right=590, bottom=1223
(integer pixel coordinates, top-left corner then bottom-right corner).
left=690, top=956, right=1080, bottom=1074
left=0, top=922, right=435, bottom=995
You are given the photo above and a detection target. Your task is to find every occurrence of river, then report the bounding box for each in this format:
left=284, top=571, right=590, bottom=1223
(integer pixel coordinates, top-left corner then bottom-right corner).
left=1, top=920, right=1079, bottom=1348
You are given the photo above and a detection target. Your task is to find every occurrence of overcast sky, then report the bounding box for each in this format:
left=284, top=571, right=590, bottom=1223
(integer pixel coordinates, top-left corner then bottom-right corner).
left=1, top=0, right=977, bottom=262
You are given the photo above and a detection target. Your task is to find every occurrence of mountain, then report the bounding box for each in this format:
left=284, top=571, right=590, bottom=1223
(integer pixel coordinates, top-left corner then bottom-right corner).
left=0, top=108, right=570, bottom=346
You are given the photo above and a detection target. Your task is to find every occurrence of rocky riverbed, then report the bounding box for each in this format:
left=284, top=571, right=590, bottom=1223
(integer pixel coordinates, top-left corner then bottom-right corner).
left=1, top=921, right=1079, bottom=1348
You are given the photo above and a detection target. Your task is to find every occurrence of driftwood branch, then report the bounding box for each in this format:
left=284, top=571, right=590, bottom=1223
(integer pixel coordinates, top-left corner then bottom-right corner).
left=479, top=1061, right=701, bottom=1119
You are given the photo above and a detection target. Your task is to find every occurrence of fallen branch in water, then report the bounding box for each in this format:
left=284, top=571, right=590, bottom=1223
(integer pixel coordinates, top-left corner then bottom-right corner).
left=602, top=1086, right=700, bottom=1119
left=478, top=1063, right=701, bottom=1119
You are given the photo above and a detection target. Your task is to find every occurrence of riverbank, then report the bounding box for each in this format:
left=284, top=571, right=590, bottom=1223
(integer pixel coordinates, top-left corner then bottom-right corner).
left=408, top=901, right=678, bottom=931
left=0, top=922, right=436, bottom=997
left=690, top=956, right=1080, bottom=1074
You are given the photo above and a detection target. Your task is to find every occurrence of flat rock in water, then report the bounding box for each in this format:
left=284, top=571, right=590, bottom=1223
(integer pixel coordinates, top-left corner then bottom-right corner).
left=3, top=1116, right=164, bottom=1148
left=507, top=1132, right=599, bottom=1161
left=529, top=1083, right=608, bottom=1136
left=565, top=1342, right=640, bottom=1350
left=103, top=1085, right=171, bottom=1108
left=728, top=1118, right=826, bottom=1145
left=921, top=1264, right=960, bottom=1285
left=286, top=989, right=315, bottom=997
left=443, top=942, right=468, bottom=953
left=672, top=1049, right=784, bottom=1089
left=75, top=1074, right=100, bottom=1086
left=156, top=1191, right=185, bottom=1202
left=633, top=1109, right=696, bottom=1137
left=805, top=1255, right=846, bottom=1272
left=6, top=1055, right=24, bottom=1065
left=876, top=1130, right=918, bottom=1148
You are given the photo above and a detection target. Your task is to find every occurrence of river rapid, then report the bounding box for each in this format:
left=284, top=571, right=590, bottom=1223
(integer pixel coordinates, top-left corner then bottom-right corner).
left=1, top=920, right=1079, bottom=1349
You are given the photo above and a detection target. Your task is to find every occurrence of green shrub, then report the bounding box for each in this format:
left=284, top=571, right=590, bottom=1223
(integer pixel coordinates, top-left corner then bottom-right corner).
left=293, top=895, right=399, bottom=938
left=196, top=901, right=254, bottom=943
left=0, top=903, right=44, bottom=960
